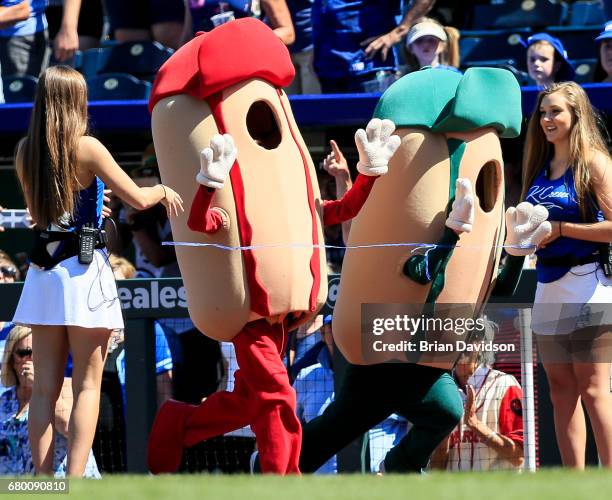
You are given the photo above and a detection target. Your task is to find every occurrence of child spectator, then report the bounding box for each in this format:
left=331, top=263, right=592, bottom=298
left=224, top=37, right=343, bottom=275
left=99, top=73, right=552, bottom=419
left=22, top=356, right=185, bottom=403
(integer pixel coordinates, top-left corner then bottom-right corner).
left=523, top=33, right=575, bottom=89
left=594, top=20, right=612, bottom=83
left=403, top=17, right=460, bottom=74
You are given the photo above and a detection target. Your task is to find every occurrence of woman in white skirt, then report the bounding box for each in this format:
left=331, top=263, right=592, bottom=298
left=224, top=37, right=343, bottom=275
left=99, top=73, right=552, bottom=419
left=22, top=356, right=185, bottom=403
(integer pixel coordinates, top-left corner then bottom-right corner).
left=522, top=82, right=612, bottom=468
left=12, top=66, right=183, bottom=476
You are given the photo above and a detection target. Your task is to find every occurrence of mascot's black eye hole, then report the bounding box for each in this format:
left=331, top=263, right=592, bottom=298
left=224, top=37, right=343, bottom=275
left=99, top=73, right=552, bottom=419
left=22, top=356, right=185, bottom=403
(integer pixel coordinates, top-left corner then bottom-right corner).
left=475, top=161, right=499, bottom=213
left=246, top=101, right=282, bottom=150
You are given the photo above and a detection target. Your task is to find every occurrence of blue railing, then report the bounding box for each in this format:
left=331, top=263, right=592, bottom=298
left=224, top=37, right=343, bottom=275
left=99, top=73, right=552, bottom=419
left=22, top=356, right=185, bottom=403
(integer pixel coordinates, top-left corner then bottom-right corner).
left=1, top=85, right=611, bottom=133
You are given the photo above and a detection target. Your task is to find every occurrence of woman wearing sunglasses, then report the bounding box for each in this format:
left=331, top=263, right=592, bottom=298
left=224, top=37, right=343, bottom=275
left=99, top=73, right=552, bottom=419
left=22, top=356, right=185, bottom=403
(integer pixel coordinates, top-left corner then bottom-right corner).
left=0, top=326, right=99, bottom=477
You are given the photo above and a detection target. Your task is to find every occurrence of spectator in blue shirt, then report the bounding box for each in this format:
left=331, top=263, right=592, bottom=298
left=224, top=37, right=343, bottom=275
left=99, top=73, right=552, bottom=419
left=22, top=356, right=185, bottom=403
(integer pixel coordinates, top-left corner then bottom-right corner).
left=0, top=0, right=80, bottom=78
left=109, top=254, right=173, bottom=409
left=312, top=0, right=436, bottom=92
left=115, top=322, right=173, bottom=410
left=285, top=0, right=320, bottom=94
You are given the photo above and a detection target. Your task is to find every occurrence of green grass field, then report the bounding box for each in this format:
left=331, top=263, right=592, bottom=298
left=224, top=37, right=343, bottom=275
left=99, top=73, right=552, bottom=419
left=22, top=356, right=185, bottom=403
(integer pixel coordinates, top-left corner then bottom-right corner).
left=24, top=469, right=612, bottom=500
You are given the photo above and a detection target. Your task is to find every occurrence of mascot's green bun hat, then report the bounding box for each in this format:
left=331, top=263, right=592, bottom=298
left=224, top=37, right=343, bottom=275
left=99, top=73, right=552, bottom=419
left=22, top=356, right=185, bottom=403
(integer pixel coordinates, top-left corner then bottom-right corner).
left=373, top=67, right=522, bottom=139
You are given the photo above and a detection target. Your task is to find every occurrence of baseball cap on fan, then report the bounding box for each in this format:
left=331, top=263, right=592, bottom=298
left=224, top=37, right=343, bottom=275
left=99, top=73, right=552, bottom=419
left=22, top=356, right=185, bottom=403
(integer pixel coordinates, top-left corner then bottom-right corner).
left=595, top=20, right=612, bottom=42
left=405, top=21, right=448, bottom=46
left=521, top=33, right=575, bottom=81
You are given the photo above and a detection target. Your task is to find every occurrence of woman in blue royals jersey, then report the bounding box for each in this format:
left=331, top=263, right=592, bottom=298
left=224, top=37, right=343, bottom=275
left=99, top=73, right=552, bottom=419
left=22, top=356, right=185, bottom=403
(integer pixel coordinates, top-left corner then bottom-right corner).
left=521, top=82, right=612, bottom=469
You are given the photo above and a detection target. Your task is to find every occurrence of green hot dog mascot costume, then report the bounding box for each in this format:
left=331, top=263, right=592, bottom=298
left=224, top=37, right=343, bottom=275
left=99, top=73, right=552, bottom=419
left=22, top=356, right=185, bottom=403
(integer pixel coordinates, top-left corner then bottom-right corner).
left=294, top=67, right=551, bottom=473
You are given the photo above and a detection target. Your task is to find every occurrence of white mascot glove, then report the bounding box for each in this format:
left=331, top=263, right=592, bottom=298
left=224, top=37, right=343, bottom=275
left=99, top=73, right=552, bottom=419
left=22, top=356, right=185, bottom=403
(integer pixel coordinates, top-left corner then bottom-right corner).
left=195, top=133, right=238, bottom=189
left=504, top=202, right=552, bottom=256
left=355, top=118, right=401, bottom=176
left=445, top=178, right=475, bottom=233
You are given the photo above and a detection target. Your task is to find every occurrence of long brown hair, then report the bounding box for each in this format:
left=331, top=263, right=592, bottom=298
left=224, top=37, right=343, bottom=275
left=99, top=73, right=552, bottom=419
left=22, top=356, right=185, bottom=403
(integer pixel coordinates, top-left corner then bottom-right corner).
left=404, top=17, right=461, bottom=72
left=520, top=82, right=610, bottom=220
left=18, top=65, right=89, bottom=228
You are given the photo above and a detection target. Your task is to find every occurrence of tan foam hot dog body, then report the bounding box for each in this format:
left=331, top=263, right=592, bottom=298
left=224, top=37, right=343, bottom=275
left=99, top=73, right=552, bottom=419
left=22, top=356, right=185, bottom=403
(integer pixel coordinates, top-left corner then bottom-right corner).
left=150, top=20, right=327, bottom=341
left=332, top=67, right=523, bottom=367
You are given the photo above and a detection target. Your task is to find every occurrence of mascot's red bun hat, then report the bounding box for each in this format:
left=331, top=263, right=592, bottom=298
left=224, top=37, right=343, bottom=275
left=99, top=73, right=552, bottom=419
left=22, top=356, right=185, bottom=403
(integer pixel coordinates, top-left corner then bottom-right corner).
left=149, top=18, right=295, bottom=113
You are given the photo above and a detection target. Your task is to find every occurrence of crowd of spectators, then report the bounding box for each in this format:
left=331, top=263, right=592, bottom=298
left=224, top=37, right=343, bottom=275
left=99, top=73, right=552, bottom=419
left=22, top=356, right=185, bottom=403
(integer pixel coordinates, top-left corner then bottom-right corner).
left=0, top=1, right=611, bottom=104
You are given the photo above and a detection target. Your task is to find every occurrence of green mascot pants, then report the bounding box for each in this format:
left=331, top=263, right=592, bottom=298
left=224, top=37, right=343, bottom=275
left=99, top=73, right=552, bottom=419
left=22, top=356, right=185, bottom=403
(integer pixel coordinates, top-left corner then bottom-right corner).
left=299, top=362, right=463, bottom=472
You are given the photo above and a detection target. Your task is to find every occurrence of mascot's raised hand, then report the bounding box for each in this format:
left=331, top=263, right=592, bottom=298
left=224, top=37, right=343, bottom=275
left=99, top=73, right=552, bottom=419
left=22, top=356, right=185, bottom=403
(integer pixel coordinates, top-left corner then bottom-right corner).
left=355, top=118, right=401, bottom=176
left=446, top=178, right=475, bottom=234
left=196, top=134, right=238, bottom=189
left=504, top=202, right=552, bottom=256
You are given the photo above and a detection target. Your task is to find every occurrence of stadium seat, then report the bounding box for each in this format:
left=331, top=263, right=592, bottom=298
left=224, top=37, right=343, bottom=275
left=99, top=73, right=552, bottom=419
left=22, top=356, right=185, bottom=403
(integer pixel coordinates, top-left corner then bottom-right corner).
left=462, top=60, right=530, bottom=86
left=460, top=32, right=527, bottom=70
left=567, top=0, right=607, bottom=26
left=98, top=42, right=173, bottom=81
left=547, top=26, right=600, bottom=60
left=3, top=75, right=38, bottom=103
left=80, top=47, right=112, bottom=79
left=570, top=58, right=598, bottom=83
left=471, top=0, right=567, bottom=30
left=49, top=50, right=82, bottom=71
left=87, top=74, right=152, bottom=101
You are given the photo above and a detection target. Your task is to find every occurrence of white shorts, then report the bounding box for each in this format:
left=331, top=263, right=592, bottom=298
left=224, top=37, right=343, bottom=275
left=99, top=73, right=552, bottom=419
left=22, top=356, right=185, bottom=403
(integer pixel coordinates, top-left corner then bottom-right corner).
left=13, top=250, right=124, bottom=330
left=532, top=263, right=612, bottom=336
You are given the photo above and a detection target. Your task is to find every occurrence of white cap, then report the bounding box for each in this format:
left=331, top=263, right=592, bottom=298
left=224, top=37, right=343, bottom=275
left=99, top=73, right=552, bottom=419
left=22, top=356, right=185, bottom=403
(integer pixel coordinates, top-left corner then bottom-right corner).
left=406, top=22, right=447, bottom=46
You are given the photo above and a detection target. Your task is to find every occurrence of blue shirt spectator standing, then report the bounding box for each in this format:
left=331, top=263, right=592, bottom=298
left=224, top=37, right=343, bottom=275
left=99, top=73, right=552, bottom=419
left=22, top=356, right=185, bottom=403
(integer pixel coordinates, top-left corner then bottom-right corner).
left=0, top=0, right=50, bottom=78
left=312, top=0, right=435, bottom=92
left=285, top=0, right=321, bottom=94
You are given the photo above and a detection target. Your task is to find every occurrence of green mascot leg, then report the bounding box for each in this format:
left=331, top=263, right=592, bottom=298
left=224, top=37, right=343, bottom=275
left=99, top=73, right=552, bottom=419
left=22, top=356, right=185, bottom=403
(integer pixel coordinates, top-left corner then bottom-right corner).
left=383, top=371, right=463, bottom=472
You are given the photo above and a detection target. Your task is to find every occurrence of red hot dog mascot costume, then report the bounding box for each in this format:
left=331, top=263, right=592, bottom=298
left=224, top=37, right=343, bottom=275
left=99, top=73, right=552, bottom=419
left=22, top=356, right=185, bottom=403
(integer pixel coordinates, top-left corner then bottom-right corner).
left=146, top=18, right=400, bottom=474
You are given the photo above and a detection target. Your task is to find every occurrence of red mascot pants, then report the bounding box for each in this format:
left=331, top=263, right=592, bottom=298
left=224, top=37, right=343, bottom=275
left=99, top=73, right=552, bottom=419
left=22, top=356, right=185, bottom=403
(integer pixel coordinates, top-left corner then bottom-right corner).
left=147, top=319, right=302, bottom=474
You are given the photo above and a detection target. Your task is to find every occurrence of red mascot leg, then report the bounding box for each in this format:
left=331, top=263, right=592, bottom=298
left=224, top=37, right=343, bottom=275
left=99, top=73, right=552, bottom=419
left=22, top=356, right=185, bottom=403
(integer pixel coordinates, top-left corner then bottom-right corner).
left=147, top=319, right=301, bottom=474
left=234, top=320, right=302, bottom=474
left=147, top=368, right=252, bottom=474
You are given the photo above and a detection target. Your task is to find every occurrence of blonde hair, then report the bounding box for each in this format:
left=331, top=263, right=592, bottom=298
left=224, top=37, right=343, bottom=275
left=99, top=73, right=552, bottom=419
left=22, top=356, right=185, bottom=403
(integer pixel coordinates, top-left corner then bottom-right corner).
left=404, top=17, right=460, bottom=71
left=109, top=254, right=136, bottom=279
left=520, top=82, right=611, bottom=220
left=1, top=325, right=32, bottom=387
left=527, top=40, right=563, bottom=81
left=18, top=65, right=89, bottom=229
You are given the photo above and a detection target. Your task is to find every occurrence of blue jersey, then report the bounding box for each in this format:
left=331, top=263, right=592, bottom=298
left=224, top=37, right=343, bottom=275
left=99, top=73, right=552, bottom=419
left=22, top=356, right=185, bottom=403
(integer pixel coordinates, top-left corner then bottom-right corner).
left=45, top=177, right=104, bottom=263
left=117, top=322, right=173, bottom=410
left=71, top=177, right=105, bottom=230
left=51, top=177, right=104, bottom=231
left=312, top=0, right=400, bottom=79
left=526, top=165, right=603, bottom=283
left=0, top=0, right=47, bottom=37
left=288, top=0, right=314, bottom=53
